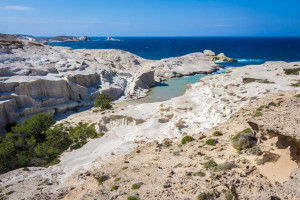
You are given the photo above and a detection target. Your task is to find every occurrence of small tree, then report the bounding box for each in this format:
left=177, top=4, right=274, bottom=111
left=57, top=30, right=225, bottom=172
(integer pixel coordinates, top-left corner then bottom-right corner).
left=94, top=93, right=112, bottom=109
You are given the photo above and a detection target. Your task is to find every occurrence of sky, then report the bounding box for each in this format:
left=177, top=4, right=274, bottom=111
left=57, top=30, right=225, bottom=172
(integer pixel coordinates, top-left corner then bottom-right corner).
left=0, top=0, right=300, bottom=37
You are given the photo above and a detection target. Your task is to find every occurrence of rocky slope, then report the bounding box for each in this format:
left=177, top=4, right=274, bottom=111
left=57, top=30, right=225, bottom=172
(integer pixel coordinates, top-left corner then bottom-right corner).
left=0, top=34, right=218, bottom=134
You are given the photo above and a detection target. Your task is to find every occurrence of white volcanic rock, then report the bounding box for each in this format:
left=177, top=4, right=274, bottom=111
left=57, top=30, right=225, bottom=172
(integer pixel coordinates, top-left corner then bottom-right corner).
left=78, top=36, right=91, bottom=41
left=204, top=50, right=237, bottom=62
left=0, top=34, right=218, bottom=133
left=144, top=52, right=219, bottom=77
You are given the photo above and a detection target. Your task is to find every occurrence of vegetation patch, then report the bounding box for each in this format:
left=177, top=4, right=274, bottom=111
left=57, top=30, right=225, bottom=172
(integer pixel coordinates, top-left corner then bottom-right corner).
left=242, top=78, right=274, bottom=84
left=246, top=146, right=263, bottom=156
left=253, top=111, right=263, bottom=117
left=97, top=175, right=109, bottom=185
left=284, top=68, right=300, bottom=75
left=290, top=80, right=300, bottom=87
left=111, top=185, right=119, bottom=190
left=114, top=177, right=121, bottom=182
left=131, top=183, right=142, bottom=190
left=197, top=192, right=213, bottom=200
left=181, top=136, right=194, bottom=144
left=94, top=93, right=112, bottom=109
left=216, top=161, right=236, bottom=171
left=256, top=152, right=280, bottom=165
left=294, top=94, right=300, bottom=98
left=225, top=191, right=234, bottom=200
left=193, top=171, right=206, bottom=177
left=203, top=159, right=217, bottom=170
left=173, top=163, right=183, bottom=168
left=205, top=139, right=216, bottom=146
left=232, top=128, right=257, bottom=150
left=127, top=196, right=139, bottom=200
left=5, top=191, right=14, bottom=196
left=212, top=131, right=223, bottom=136
left=0, top=113, right=99, bottom=173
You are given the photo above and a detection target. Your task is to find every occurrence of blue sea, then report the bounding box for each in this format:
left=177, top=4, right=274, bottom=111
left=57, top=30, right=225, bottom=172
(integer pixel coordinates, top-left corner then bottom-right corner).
left=50, top=37, right=300, bottom=67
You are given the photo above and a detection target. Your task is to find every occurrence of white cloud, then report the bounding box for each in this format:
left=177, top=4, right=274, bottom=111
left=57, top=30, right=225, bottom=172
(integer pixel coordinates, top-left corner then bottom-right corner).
left=1, top=6, right=34, bottom=11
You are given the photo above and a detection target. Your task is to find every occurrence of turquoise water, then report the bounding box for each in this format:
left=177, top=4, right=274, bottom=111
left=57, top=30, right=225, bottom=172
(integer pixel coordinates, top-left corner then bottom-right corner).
left=140, top=74, right=206, bottom=103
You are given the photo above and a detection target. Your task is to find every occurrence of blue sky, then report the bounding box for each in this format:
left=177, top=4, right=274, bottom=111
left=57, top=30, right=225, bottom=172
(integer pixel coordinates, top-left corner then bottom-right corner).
left=0, top=0, right=300, bottom=36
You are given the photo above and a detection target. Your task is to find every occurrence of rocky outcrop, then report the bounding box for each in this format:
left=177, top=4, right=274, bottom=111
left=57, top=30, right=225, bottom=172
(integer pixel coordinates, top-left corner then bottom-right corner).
left=79, top=36, right=91, bottom=41
left=106, top=36, right=120, bottom=41
left=145, top=52, right=220, bottom=78
left=204, top=50, right=237, bottom=62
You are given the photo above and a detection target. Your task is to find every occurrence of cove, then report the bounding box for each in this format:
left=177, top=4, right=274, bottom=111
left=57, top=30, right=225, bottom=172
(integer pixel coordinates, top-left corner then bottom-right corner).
left=139, top=74, right=206, bottom=103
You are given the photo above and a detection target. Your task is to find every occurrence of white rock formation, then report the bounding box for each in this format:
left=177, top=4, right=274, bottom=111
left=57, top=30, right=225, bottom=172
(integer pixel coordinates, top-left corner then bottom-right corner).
left=0, top=34, right=218, bottom=133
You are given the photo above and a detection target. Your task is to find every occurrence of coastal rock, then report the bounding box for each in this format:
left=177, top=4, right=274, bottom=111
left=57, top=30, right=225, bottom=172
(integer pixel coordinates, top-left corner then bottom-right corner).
left=204, top=50, right=238, bottom=62
left=79, top=36, right=91, bottom=41
left=106, top=36, right=120, bottom=41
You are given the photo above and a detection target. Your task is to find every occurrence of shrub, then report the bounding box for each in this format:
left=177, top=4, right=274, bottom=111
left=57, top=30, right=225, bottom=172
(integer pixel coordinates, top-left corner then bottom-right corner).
left=131, top=183, right=141, bottom=190
left=127, top=196, right=139, bottom=200
left=12, top=113, right=53, bottom=142
left=225, top=191, right=234, bottom=200
left=111, top=185, right=119, bottom=190
left=257, top=105, right=265, bottom=111
left=193, top=171, right=206, bottom=177
left=205, top=139, right=216, bottom=146
left=197, top=192, right=213, bottom=200
left=181, top=136, right=194, bottom=144
left=247, top=146, right=263, bottom=156
left=216, top=161, right=236, bottom=171
left=203, top=159, right=217, bottom=170
left=212, top=131, right=223, bottom=136
left=0, top=113, right=100, bottom=174
left=97, top=175, right=109, bottom=185
left=253, top=111, right=263, bottom=117
left=231, top=129, right=257, bottom=150
left=94, top=93, right=112, bottom=109
left=294, top=94, right=300, bottom=98
left=284, top=68, right=300, bottom=75
left=114, top=177, right=121, bottom=182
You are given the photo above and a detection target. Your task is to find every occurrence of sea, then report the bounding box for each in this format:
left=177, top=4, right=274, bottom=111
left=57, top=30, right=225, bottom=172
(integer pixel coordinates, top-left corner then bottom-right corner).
left=50, top=37, right=300, bottom=67
left=50, top=37, right=300, bottom=102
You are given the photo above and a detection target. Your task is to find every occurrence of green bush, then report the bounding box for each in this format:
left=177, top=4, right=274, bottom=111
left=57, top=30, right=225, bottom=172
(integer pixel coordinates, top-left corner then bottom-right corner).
left=212, top=131, right=223, bottom=136
left=197, top=192, right=213, bottom=200
left=181, top=136, right=194, bottom=144
left=114, top=177, right=121, bottom=182
left=253, top=111, right=263, bottom=117
left=284, top=68, right=300, bottom=75
left=205, top=139, right=216, bottom=146
left=247, top=146, right=263, bottom=156
left=0, top=113, right=99, bottom=174
left=231, top=129, right=257, bottom=150
left=131, top=183, right=141, bottom=190
left=294, top=94, right=300, bottom=98
left=216, top=161, right=236, bottom=171
left=111, top=185, right=119, bottom=190
left=203, top=159, right=217, bottom=170
left=225, top=191, right=234, bottom=200
left=94, top=93, right=112, bottom=109
left=193, top=171, right=206, bottom=177
left=127, top=196, right=139, bottom=200
left=97, top=175, right=109, bottom=185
